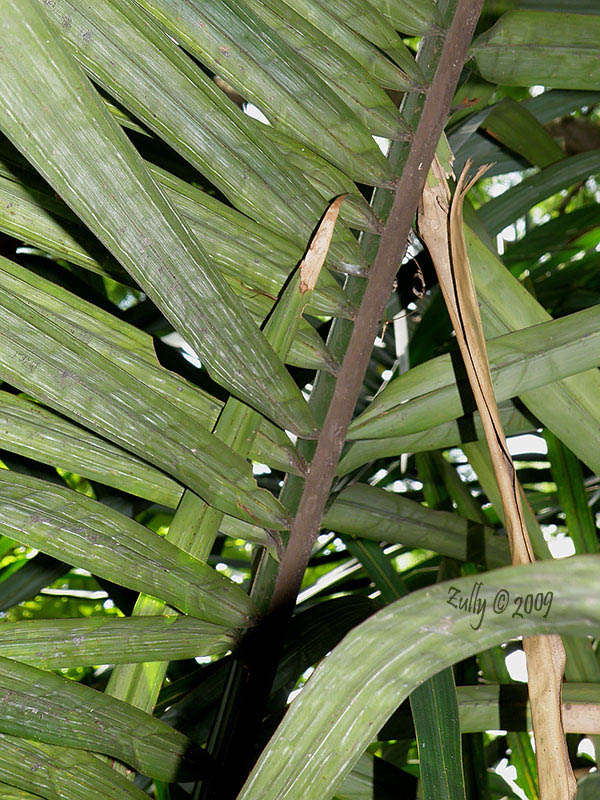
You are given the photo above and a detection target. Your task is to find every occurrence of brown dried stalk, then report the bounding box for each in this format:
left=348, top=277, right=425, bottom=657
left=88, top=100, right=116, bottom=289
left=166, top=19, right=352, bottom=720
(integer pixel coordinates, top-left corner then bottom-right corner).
left=418, top=154, right=576, bottom=800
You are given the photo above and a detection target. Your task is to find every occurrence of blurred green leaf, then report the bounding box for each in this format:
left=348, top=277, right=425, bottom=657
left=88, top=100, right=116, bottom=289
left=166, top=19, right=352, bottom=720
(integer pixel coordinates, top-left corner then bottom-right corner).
left=479, top=152, right=600, bottom=236
left=481, top=97, right=564, bottom=168
left=472, top=11, right=600, bottom=90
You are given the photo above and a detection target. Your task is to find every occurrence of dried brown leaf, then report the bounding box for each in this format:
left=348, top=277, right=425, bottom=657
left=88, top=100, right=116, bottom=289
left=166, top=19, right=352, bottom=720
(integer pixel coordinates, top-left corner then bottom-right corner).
left=418, top=155, right=576, bottom=800
left=299, top=195, right=347, bottom=294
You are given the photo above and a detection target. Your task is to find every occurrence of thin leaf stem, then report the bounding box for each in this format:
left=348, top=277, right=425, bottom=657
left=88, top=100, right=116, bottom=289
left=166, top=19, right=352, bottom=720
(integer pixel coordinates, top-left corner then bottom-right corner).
left=270, top=0, right=485, bottom=618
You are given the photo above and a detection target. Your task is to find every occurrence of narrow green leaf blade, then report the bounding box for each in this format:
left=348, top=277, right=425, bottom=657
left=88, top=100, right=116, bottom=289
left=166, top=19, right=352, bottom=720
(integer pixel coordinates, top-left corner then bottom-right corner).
left=291, top=0, right=422, bottom=77
left=323, top=484, right=509, bottom=568
left=0, top=655, right=209, bottom=781
left=411, top=671, right=466, bottom=800
left=0, top=0, right=317, bottom=437
left=0, top=392, right=183, bottom=508
left=503, top=206, right=600, bottom=266
left=544, top=431, right=599, bottom=554
left=0, top=785, right=44, bottom=800
left=0, top=616, right=235, bottom=668
left=349, top=303, right=600, bottom=440
left=345, top=537, right=466, bottom=800
left=479, top=152, right=600, bottom=236
left=0, top=470, right=255, bottom=628
left=481, top=97, right=564, bottom=168
left=337, top=402, right=534, bottom=475
left=457, top=682, right=600, bottom=733
left=256, top=126, right=383, bottom=235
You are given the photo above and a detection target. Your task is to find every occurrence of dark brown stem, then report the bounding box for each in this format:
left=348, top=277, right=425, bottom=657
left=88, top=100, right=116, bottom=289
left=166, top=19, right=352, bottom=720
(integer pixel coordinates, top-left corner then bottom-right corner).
left=269, top=0, right=485, bottom=616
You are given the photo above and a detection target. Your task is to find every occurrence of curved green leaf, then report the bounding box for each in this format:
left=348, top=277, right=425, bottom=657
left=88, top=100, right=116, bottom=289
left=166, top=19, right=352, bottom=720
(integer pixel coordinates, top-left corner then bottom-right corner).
left=0, top=0, right=317, bottom=437
left=480, top=97, right=564, bottom=169
left=344, top=536, right=465, bottom=800
left=0, top=470, right=255, bottom=628
left=238, top=556, right=600, bottom=800
left=0, top=655, right=209, bottom=781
